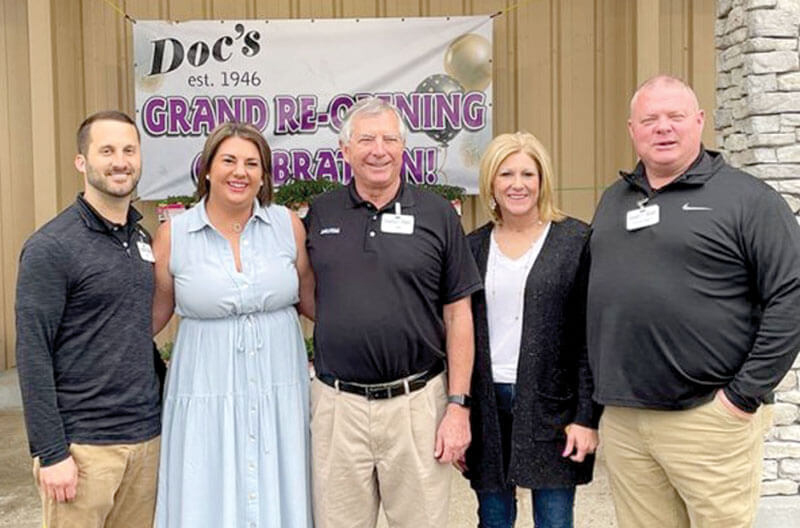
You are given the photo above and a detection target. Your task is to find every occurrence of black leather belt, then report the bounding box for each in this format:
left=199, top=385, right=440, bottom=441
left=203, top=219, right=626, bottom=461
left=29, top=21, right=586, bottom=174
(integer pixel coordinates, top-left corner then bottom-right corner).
left=317, top=361, right=445, bottom=400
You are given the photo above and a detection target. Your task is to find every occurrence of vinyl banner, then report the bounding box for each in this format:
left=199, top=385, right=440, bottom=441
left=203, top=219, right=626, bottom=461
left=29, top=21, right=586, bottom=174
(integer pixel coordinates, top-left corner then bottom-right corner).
left=133, top=16, right=493, bottom=200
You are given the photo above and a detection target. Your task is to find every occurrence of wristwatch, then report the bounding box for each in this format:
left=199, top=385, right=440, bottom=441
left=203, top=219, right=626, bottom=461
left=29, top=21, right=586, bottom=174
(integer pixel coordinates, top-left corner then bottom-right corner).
left=447, top=394, right=472, bottom=408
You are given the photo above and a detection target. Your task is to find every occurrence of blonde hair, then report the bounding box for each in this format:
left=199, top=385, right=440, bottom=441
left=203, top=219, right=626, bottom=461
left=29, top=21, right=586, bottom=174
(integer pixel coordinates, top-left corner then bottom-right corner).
left=478, top=131, right=564, bottom=224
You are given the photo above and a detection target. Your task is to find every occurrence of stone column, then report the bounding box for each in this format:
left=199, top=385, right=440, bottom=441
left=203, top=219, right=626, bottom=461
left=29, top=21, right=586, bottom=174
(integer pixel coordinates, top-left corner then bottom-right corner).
left=716, top=1, right=800, bottom=525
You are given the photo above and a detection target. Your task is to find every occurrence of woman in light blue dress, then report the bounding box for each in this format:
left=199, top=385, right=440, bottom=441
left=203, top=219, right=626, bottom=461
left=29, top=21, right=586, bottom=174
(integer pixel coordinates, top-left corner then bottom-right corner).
left=152, top=121, right=314, bottom=527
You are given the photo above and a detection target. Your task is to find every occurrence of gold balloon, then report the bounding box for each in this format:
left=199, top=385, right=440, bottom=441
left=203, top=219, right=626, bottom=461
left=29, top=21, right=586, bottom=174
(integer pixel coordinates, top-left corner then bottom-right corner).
left=444, top=33, right=492, bottom=92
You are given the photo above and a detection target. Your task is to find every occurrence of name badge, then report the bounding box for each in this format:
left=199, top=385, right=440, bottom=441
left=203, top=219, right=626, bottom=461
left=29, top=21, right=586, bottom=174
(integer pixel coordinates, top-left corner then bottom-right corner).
left=381, top=203, right=414, bottom=235
left=626, top=204, right=660, bottom=231
left=137, top=240, right=155, bottom=262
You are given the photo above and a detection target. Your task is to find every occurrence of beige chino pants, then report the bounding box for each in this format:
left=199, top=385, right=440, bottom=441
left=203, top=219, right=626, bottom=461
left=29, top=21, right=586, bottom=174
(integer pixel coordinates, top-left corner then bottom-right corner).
left=601, top=399, right=772, bottom=528
left=34, top=435, right=160, bottom=528
left=310, top=373, right=451, bottom=528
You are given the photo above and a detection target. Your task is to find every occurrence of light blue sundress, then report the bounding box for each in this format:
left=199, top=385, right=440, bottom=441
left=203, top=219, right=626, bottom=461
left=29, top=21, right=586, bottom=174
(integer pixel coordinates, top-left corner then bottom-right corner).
left=155, top=199, right=312, bottom=528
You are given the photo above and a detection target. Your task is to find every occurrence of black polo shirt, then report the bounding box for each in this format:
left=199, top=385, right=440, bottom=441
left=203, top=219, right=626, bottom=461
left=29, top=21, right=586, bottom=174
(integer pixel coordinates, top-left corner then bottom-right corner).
left=306, top=181, right=482, bottom=383
left=15, top=194, right=161, bottom=466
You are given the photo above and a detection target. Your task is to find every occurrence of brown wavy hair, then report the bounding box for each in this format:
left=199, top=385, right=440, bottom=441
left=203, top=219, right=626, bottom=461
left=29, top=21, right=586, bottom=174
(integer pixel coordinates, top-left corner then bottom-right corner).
left=196, top=121, right=273, bottom=206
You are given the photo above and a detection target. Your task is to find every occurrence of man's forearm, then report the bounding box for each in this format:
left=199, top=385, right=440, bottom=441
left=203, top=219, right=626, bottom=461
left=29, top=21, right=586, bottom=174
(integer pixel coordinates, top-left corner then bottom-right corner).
left=443, top=297, right=474, bottom=395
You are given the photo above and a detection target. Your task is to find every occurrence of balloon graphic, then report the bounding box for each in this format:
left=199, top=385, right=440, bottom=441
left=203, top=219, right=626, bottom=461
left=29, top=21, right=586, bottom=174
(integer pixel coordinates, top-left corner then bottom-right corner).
left=460, top=125, right=493, bottom=168
left=415, top=73, right=465, bottom=146
left=444, top=33, right=492, bottom=92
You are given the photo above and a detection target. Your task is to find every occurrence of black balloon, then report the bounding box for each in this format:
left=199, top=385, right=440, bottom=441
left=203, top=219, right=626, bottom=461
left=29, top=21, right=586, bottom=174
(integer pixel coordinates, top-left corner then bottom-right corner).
left=415, top=74, right=464, bottom=146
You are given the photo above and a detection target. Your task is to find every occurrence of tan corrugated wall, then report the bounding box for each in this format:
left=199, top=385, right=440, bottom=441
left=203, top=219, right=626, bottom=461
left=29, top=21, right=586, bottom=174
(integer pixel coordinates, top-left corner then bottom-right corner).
left=0, top=0, right=716, bottom=370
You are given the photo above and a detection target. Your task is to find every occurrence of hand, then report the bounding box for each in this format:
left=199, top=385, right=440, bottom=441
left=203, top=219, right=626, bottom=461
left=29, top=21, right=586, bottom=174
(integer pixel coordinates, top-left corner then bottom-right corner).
left=716, top=389, right=754, bottom=421
left=562, top=424, right=598, bottom=463
left=39, top=456, right=78, bottom=502
left=434, top=404, right=471, bottom=464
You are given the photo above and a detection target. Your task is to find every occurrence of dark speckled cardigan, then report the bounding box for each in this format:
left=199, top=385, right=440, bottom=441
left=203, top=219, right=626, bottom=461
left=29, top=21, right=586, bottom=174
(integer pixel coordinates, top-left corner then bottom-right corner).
left=464, top=218, right=602, bottom=492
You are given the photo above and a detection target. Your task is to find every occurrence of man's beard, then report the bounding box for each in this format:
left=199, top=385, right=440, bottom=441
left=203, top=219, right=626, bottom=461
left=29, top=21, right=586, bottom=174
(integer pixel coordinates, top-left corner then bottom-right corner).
left=85, top=163, right=140, bottom=198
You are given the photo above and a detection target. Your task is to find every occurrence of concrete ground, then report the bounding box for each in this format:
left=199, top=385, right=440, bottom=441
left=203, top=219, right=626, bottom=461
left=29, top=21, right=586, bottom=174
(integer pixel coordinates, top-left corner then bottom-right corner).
left=0, top=366, right=616, bottom=527
left=3, top=367, right=796, bottom=527
left=0, top=405, right=617, bottom=527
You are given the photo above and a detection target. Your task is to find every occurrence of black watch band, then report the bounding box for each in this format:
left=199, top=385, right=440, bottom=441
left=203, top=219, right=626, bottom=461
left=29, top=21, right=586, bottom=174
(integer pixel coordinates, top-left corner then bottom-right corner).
left=447, top=394, right=472, bottom=408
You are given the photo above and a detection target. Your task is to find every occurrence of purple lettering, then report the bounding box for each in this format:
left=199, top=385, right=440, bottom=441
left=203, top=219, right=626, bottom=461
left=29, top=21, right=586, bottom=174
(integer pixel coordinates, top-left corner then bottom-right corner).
left=327, top=94, right=355, bottom=131
left=191, top=97, right=215, bottom=134
left=274, top=96, right=298, bottom=134
left=463, top=92, right=486, bottom=130
left=244, top=97, right=268, bottom=131
left=292, top=150, right=313, bottom=180
left=314, top=149, right=339, bottom=181
left=168, top=98, right=192, bottom=135
left=142, top=97, right=168, bottom=136
left=299, top=96, right=318, bottom=132
left=272, top=150, right=291, bottom=185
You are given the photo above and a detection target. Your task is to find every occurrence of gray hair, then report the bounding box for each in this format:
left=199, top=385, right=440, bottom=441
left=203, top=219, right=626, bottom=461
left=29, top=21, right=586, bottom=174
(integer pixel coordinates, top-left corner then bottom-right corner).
left=338, top=97, right=408, bottom=144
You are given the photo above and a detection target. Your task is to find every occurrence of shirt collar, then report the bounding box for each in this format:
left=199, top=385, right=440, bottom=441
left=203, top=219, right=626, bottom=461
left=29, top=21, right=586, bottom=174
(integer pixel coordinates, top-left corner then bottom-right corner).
left=76, top=193, right=142, bottom=233
left=186, top=196, right=271, bottom=233
left=621, top=146, right=718, bottom=192
left=346, top=179, right=416, bottom=212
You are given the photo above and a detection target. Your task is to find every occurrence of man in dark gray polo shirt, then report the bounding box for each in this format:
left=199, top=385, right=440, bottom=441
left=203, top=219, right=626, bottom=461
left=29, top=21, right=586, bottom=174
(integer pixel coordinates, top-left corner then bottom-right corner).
left=15, top=111, right=161, bottom=528
left=305, top=97, right=482, bottom=527
left=588, top=75, right=800, bottom=527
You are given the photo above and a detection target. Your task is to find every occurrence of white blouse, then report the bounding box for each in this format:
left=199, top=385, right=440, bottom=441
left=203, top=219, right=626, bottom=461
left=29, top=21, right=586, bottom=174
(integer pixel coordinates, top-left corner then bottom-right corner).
left=485, top=223, right=551, bottom=384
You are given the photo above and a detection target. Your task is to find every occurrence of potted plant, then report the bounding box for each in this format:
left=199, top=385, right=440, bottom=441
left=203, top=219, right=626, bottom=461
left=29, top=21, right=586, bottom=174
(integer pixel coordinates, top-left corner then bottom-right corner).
left=415, top=184, right=467, bottom=215
left=274, top=178, right=342, bottom=218
left=156, top=195, right=196, bottom=223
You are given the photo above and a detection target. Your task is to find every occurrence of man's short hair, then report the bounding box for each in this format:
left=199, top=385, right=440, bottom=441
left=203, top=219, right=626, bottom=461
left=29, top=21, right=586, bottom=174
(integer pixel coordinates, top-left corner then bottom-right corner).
left=338, top=97, right=408, bottom=144
left=76, top=110, right=139, bottom=155
left=629, top=75, right=700, bottom=116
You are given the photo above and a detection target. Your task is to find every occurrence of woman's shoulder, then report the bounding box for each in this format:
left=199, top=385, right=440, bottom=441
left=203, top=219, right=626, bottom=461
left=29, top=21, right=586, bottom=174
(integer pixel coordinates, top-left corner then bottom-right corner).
left=467, top=221, right=493, bottom=241
left=258, top=202, right=293, bottom=226
left=467, top=221, right=493, bottom=252
left=552, top=216, right=590, bottom=239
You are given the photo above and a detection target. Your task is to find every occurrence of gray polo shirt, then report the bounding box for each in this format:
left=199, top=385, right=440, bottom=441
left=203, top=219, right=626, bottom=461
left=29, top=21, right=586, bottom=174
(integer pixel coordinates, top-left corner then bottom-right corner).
left=15, top=195, right=161, bottom=466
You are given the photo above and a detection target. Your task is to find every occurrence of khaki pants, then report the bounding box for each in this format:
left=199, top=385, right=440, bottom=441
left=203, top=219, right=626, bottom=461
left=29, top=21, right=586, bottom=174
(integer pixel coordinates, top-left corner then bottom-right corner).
left=311, top=373, right=451, bottom=528
left=600, top=399, right=773, bottom=528
left=34, top=436, right=160, bottom=528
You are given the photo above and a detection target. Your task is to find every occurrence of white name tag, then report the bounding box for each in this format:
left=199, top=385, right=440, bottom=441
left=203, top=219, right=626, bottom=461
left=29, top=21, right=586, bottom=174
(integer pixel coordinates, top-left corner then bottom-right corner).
left=137, top=240, right=155, bottom=262
left=380, top=203, right=414, bottom=235
left=626, top=204, right=660, bottom=231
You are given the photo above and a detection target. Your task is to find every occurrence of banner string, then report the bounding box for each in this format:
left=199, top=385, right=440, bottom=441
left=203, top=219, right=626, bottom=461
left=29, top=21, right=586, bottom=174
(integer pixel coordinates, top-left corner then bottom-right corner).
left=490, top=0, right=538, bottom=19
left=98, top=0, right=137, bottom=24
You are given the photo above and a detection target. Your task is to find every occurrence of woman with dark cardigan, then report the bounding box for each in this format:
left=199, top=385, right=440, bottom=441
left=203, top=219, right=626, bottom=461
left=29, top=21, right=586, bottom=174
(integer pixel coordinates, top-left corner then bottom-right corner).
left=461, top=132, right=602, bottom=528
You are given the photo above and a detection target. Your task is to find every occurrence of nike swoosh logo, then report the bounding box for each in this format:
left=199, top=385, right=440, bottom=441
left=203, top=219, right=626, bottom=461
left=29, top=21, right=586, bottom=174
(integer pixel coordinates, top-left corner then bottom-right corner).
left=682, top=202, right=712, bottom=211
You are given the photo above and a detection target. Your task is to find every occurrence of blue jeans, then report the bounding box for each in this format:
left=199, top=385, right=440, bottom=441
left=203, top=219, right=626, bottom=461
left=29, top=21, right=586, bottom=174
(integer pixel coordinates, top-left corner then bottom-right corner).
left=475, top=383, right=576, bottom=528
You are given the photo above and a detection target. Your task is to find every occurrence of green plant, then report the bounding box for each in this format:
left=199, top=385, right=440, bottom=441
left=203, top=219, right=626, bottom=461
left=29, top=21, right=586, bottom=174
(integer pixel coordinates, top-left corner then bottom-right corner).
left=416, top=184, right=466, bottom=201
left=158, top=195, right=197, bottom=207
left=274, top=178, right=342, bottom=207
left=158, top=341, right=173, bottom=362
left=304, top=337, right=314, bottom=361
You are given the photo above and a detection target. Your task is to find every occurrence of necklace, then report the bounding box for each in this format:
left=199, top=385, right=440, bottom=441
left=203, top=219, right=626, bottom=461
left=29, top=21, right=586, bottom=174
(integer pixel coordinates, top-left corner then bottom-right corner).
left=232, top=222, right=243, bottom=233
left=488, top=232, right=538, bottom=322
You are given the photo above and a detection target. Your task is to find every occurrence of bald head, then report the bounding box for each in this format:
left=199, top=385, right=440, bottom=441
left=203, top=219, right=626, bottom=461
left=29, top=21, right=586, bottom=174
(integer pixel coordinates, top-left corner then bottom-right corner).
left=630, top=75, right=700, bottom=118
left=627, top=75, right=705, bottom=185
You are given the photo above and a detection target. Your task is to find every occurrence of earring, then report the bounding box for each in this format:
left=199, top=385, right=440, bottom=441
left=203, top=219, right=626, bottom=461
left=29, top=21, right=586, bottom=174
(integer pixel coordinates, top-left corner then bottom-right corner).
left=489, top=196, right=497, bottom=210
left=205, top=174, right=210, bottom=181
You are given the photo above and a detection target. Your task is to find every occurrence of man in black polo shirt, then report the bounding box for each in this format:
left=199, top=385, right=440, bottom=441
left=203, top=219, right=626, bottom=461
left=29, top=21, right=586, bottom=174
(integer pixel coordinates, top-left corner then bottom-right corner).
left=306, top=98, right=482, bottom=527
left=15, top=111, right=161, bottom=528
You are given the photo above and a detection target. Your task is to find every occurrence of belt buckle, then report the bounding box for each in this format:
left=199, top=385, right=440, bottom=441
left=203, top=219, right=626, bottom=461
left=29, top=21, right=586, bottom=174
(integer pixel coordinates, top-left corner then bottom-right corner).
left=365, top=385, right=391, bottom=400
